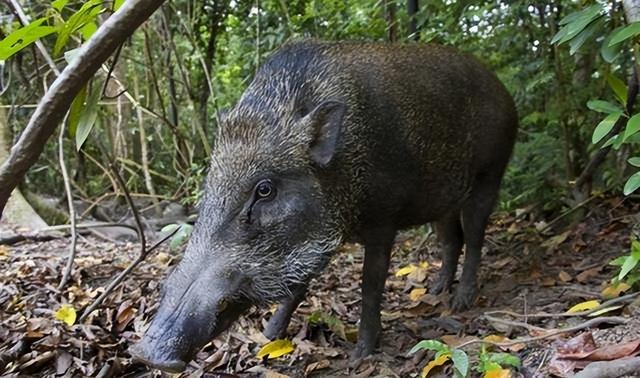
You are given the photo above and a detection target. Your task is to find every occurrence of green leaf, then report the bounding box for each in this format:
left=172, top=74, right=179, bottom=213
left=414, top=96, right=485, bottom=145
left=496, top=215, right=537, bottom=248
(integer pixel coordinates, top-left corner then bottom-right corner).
left=629, top=157, right=640, bottom=167
left=552, top=5, right=603, bottom=45
left=619, top=253, right=639, bottom=279
left=613, top=133, right=626, bottom=150
left=592, top=113, right=621, bottom=144
left=68, top=85, right=87, bottom=137
left=624, top=114, right=640, bottom=142
left=587, top=100, right=623, bottom=114
left=80, top=21, right=97, bottom=40
left=114, top=0, right=126, bottom=11
left=161, top=223, right=180, bottom=234
left=75, top=83, right=101, bottom=150
left=609, top=22, right=640, bottom=46
left=53, top=0, right=104, bottom=57
left=488, top=352, right=521, bottom=368
left=0, top=18, right=57, bottom=60
left=409, top=339, right=448, bottom=354
left=482, top=361, right=502, bottom=372
left=451, top=349, right=469, bottom=377
left=559, top=5, right=601, bottom=26
left=52, top=0, right=69, bottom=12
left=624, top=171, right=640, bottom=195
left=601, top=27, right=624, bottom=63
left=569, top=19, right=602, bottom=55
left=610, top=256, right=627, bottom=266
left=601, top=134, right=618, bottom=148
left=606, top=73, right=628, bottom=104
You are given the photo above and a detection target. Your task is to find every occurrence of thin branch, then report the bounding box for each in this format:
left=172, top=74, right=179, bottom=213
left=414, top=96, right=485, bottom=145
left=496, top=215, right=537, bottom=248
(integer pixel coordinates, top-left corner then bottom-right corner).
left=57, top=114, right=77, bottom=290
left=79, top=162, right=177, bottom=322
left=454, top=316, right=629, bottom=350
left=485, top=292, right=640, bottom=319
left=79, top=229, right=177, bottom=322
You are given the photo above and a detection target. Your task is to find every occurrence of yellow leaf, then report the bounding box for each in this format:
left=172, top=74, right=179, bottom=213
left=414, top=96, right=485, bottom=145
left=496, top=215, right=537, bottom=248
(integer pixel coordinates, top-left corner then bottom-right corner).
left=484, top=368, right=511, bottom=378
left=588, top=305, right=623, bottom=317
left=396, top=264, right=417, bottom=277
left=601, top=282, right=631, bottom=299
left=421, top=354, right=450, bottom=378
left=410, top=288, right=427, bottom=301
left=256, top=339, right=294, bottom=359
left=420, top=261, right=429, bottom=269
left=567, top=300, right=600, bottom=313
left=54, top=304, right=76, bottom=326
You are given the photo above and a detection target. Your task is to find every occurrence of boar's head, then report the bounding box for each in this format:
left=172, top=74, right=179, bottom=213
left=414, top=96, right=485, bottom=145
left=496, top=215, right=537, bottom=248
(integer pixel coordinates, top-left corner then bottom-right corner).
left=131, top=98, right=349, bottom=372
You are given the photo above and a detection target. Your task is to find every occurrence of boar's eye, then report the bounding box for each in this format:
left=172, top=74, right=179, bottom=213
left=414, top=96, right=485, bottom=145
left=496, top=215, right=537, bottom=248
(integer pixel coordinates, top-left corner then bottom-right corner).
left=244, top=179, right=276, bottom=224
left=255, top=179, right=276, bottom=200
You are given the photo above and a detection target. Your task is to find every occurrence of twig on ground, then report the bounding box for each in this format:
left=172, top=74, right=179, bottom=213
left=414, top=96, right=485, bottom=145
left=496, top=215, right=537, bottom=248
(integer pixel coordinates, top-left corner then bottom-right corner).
left=78, top=229, right=177, bottom=322
left=483, top=315, right=547, bottom=333
left=539, top=194, right=597, bottom=234
left=572, top=356, right=640, bottom=378
left=485, top=292, right=640, bottom=319
left=0, top=338, right=34, bottom=372
left=454, top=316, right=629, bottom=350
left=78, top=162, right=177, bottom=322
left=57, top=114, right=77, bottom=291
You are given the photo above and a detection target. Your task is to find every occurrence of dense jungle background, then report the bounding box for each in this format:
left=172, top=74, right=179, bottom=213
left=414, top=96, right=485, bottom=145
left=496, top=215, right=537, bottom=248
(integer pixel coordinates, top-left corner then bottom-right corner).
left=3, top=0, right=640, bottom=377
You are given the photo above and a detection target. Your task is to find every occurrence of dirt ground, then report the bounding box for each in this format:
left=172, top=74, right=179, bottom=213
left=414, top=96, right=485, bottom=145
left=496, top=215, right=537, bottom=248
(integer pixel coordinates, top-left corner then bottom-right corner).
left=1, top=197, right=640, bottom=377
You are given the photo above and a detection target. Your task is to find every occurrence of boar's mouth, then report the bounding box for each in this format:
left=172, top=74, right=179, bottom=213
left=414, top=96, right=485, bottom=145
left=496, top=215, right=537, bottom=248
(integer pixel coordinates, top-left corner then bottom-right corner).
left=130, top=297, right=250, bottom=373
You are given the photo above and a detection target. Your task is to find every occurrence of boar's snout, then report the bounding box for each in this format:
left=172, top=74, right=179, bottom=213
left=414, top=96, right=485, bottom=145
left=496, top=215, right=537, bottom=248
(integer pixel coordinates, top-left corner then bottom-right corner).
left=131, top=265, right=251, bottom=372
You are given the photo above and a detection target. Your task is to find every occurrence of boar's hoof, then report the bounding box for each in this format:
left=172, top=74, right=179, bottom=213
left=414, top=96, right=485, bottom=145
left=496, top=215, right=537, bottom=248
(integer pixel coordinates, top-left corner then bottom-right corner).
left=429, top=272, right=454, bottom=295
left=352, top=338, right=377, bottom=359
left=263, top=315, right=289, bottom=340
left=451, top=285, right=478, bottom=311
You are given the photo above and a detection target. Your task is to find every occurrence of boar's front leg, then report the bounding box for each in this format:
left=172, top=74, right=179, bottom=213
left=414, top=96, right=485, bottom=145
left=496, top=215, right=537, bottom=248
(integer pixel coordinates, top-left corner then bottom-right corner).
left=263, top=285, right=307, bottom=340
left=353, top=227, right=396, bottom=358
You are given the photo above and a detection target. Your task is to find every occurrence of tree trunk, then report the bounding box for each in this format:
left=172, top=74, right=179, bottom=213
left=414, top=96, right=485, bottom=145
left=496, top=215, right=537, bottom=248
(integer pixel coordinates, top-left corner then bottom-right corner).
left=0, top=107, right=47, bottom=231
left=384, top=0, right=397, bottom=42
left=407, top=0, right=419, bottom=41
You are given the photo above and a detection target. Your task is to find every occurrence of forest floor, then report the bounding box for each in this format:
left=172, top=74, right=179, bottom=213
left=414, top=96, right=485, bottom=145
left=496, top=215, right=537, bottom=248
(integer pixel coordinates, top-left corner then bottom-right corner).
left=2, top=196, right=640, bottom=377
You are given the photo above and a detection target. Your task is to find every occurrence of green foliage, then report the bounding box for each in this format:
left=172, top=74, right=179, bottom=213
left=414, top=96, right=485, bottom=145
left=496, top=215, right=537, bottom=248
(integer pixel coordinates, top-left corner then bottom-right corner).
left=161, top=223, right=193, bottom=251
left=74, top=82, right=101, bottom=150
left=476, top=346, right=521, bottom=374
left=0, top=19, right=57, bottom=60
left=307, top=310, right=346, bottom=339
left=410, top=339, right=519, bottom=377
left=551, top=4, right=603, bottom=45
left=609, top=239, right=640, bottom=292
left=52, top=0, right=103, bottom=56
left=410, top=340, right=467, bottom=377
left=553, top=2, right=640, bottom=196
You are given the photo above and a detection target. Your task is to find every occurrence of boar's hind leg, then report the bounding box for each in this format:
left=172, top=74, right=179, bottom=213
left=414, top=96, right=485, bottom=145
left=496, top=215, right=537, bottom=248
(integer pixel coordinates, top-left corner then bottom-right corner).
left=263, top=285, right=307, bottom=340
left=430, top=213, right=463, bottom=295
left=452, top=176, right=501, bottom=311
left=353, top=227, right=396, bottom=358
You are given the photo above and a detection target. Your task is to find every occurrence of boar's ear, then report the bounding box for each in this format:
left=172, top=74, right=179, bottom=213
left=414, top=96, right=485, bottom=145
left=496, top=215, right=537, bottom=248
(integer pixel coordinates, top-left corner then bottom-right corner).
left=303, top=100, right=347, bottom=167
